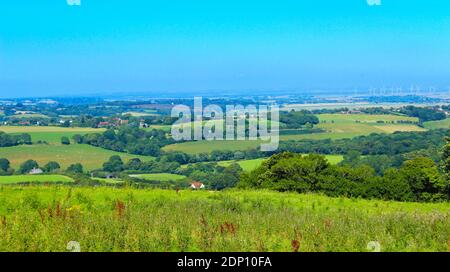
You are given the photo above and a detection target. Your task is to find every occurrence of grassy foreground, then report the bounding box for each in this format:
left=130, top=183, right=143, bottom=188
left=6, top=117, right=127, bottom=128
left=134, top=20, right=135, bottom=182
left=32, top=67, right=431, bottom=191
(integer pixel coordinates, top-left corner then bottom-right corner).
left=0, top=186, right=448, bottom=252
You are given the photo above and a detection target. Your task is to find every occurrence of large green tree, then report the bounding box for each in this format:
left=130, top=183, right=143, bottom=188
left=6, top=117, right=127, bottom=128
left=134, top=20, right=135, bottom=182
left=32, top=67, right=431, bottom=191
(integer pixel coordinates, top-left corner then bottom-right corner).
left=19, top=160, right=39, bottom=174
left=67, top=163, right=84, bottom=174
left=43, top=161, right=61, bottom=173
left=103, top=155, right=124, bottom=172
left=0, top=158, right=13, bottom=175
left=0, top=158, right=10, bottom=172
left=398, top=157, right=444, bottom=201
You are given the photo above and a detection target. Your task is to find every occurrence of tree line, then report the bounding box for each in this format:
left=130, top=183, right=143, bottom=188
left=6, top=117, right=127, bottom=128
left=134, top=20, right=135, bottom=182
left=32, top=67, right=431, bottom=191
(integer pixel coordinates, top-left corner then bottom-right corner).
left=0, top=158, right=83, bottom=176
left=76, top=127, right=176, bottom=156
left=239, top=146, right=450, bottom=202
left=0, top=132, right=32, bottom=147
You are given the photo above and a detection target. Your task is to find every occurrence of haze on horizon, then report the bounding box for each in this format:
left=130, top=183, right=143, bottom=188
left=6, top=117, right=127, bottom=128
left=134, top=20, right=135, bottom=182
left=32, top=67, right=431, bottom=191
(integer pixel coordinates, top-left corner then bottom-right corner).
left=0, top=0, right=449, bottom=98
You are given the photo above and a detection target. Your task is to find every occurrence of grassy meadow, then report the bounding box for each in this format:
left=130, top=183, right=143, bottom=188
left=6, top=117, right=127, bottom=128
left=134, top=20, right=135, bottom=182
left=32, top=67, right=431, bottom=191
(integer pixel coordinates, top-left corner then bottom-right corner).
left=218, top=158, right=267, bottom=172
left=317, top=113, right=418, bottom=123
left=130, top=173, right=187, bottom=181
left=423, top=118, right=450, bottom=130
left=92, top=178, right=125, bottom=185
left=0, top=175, right=74, bottom=184
left=0, top=126, right=155, bottom=170
left=0, top=186, right=448, bottom=252
left=11, top=113, right=50, bottom=119
left=217, top=155, right=343, bottom=172
left=0, top=144, right=154, bottom=171
left=0, top=126, right=105, bottom=144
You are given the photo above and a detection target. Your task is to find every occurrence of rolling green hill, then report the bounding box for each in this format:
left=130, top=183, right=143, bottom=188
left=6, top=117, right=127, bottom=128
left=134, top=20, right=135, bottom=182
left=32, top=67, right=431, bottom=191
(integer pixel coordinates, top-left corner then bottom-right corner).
left=0, top=126, right=104, bottom=144
left=423, top=118, right=450, bottom=130
left=0, top=144, right=154, bottom=170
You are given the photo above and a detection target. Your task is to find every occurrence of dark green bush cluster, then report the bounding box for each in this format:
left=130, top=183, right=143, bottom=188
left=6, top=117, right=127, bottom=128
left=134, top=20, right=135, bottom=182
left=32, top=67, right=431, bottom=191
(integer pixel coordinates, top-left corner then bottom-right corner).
left=0, top=131, right=31, bottom=147
left=239, top=152, right=449, bottom=202
left=79, top=127, right=175, bottom=156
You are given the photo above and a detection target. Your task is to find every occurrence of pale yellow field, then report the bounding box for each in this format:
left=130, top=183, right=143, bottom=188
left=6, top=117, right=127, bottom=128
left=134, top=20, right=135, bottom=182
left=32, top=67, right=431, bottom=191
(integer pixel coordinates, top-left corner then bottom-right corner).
left=372, top=125, right=426, bottom=133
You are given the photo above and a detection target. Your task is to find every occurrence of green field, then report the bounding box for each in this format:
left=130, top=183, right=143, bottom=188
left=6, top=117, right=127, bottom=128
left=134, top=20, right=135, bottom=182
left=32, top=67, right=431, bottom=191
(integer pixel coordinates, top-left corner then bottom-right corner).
left=130, top=173, right=186, bottom=181
left=122, top=111, right=160, bottom=117
left=423, top=118, right=450, bottom=130
left=317, top=113, right=419, bottom=123
left=0, top=186, right=448, bottom=252
left=217, top=155, right=344, bottom=172
left=0, top=126, right=104, bottom=143
left=0, top=144, right=154, bottom=171
left=92, top=178, right=125, bottom=185
left=11, top=113, right=50, bottom=119
left=218, top=158, right=267, bottom=172
left=147, top=125, right=172, bottom=132
left=0, top=175, right=74, bottom=184
left=164, top=140, right=263, bottom=154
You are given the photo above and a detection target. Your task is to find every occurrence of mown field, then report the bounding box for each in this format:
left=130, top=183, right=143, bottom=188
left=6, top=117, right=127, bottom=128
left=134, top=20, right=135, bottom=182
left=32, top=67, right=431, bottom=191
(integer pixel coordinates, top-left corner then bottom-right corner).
left=92, top=178, right=125, bottom=185
left=0, top=175, right=74, bottom=184
left=317, top=113, right=418, bottom=123
left=130, top=173, right=186, bottom=181
left=423, top=118, right=450, bottom=130
left=0, top=126, right=104, bottom=144
left=0, top=126, right=155, bottom=170
left=0, top=186, right=448, bottom=252
left=218, top=158, right=267, bottom=172
left=0, top=144, right=154, bottom=171
left=122, top=111, right=161, bottom=117
left=217, top=155, right=343, bottom=172
left=11, top=113, right=50, bottom=119
left=163, top=114, right=425, bottom=154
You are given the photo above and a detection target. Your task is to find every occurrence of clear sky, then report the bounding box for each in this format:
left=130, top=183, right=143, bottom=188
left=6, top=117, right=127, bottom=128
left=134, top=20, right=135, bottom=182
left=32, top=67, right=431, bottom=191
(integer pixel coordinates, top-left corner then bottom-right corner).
left=0, top=0, right=449, bottom=97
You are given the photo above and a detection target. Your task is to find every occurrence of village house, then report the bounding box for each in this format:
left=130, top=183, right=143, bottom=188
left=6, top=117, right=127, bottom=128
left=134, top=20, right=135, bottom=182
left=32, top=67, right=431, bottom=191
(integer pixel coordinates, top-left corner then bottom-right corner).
left=97, top=121, right=111, bottom=128
left=190, top=181, right=205, bottom=190
left=29, top=168, right=43, bottom=175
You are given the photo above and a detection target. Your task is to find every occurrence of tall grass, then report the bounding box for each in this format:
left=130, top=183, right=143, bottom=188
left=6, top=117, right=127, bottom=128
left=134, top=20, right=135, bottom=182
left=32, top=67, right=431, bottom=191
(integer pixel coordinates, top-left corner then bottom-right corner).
left=0, top=186, right=448, bottom=252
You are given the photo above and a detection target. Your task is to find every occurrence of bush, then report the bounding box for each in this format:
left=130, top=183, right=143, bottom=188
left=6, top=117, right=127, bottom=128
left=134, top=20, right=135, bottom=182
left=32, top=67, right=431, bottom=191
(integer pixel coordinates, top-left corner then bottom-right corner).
left=61, top=136, right=71, bottom=145
left=67, top=163, right=84, bottom=174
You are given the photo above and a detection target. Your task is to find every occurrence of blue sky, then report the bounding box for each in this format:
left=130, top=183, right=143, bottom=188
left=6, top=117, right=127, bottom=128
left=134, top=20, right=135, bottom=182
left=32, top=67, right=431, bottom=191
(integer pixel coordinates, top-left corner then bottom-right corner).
left=0, top=0, right=449, bottom=97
